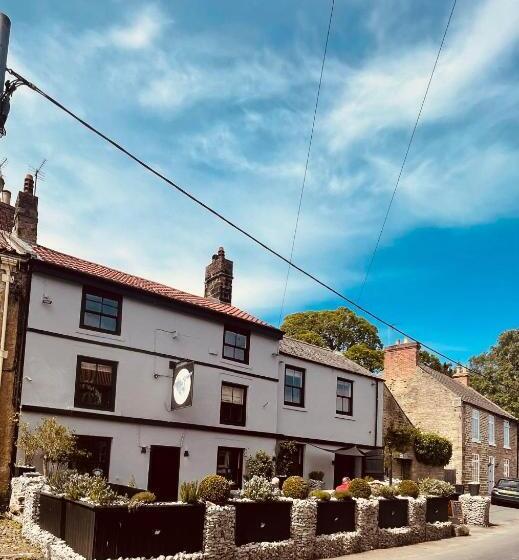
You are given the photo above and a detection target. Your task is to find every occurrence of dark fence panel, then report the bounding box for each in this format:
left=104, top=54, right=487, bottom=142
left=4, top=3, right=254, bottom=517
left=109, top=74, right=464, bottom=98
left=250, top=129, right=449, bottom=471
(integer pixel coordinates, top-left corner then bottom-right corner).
left=426, top=497, right=450, bottom=523
left=316, top=500, right=355, bottom=535
left=38, top=493, right=66, bottom=539
left=378, top=498, right=409, bottom=529
left=63, top=500, right=204, bottom=560
left=235, top=501, right=292, bottom=546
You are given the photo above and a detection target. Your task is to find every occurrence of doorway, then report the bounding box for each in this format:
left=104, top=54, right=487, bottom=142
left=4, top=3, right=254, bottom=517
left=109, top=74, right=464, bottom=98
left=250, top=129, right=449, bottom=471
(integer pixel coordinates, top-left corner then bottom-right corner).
left=334, top=454, right=356, bottom=488
left=148, top=445, right=180, bottom=501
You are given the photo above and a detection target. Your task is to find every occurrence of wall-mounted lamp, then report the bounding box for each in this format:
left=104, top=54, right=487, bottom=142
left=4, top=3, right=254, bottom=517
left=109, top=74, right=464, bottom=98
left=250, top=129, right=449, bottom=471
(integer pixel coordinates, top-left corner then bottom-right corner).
left=23, top=376, right=32, bottom=382
left=41, top=295, right=52, bottom=305
left=140, top=446, right=147, bottom=454
left=184, top=450, right=190, bottom=457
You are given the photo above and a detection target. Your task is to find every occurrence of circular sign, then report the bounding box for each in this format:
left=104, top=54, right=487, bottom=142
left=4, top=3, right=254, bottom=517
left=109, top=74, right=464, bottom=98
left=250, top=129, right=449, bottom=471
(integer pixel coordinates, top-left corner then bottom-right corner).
left=173, top=367, right=192, bottom=406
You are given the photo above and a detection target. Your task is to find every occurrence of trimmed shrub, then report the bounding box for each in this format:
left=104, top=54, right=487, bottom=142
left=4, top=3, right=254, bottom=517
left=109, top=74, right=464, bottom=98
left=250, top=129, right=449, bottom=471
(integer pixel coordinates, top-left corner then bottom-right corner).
left=245, top=451, right=274, bottom=480
left=282, top=476, right=309, bottom=499
left=414, top=432, right=452, bottom=467
left=199, top=474, right=230, bottom=504
left=129, top=491, right=156, bottom=509
left=398, top=480, right=419, bottom=499
left=242, top=476, right=275, bottom=501
left=349, top=478, right=372, bottom=499
left=275, top=441, right=301, bottom=476
left=180, top=481, right=200, bottom=504
left=333, top=490, right=352, bottom=500
left=418, top=478, right=455, bottom=497
left=309, top=470, right=325, bottom=481
left=378, top=485, right=399, bottom=499
left=310, top=490, right=331, bottom=501
left=85, top=476, right=120, bottom=505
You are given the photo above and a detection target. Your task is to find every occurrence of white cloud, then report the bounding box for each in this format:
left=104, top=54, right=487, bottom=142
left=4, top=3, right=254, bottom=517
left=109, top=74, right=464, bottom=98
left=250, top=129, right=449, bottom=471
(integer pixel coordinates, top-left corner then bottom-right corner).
left=108, top=5, right=167, bottom=50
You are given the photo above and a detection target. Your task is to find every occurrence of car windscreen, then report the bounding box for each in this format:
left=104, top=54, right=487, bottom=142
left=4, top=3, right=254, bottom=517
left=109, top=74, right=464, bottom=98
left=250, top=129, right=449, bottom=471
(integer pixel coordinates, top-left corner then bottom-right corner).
left=497, top=480, right=519, bottom=490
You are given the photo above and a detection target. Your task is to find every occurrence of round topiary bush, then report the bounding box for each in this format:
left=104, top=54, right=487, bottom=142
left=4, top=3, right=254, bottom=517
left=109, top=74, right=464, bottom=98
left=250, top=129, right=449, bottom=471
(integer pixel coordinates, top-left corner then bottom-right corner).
left=282, top=476, right=309, bottom=499
left=245, top=451, right=274, bottom=480
left=413, top=432, right=452, bottom=467
left=199, top=474, right=231, bottom=504
left=398, top=480, right=419, bottom=498
left=129, top=491, right=156, bottom=509
left=418, top=478, right=455, bottom=497
left=378, top=485, right=399, bottom=499
left=333, top=490, right=352, bottom=500
left=349, top=478, right=372, bottom=499
left=310, top=490, right=331, bottom=501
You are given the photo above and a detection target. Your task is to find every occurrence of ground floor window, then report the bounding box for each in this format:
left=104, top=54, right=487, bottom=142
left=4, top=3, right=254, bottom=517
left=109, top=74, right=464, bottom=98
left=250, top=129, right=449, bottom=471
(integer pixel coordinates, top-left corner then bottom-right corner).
left=216, top=447, right=244, bottom=488
left=471, top=453, right=480, bottom=483
left=504, top=458, right=510, bottom=478
left=71, top=435, right=112, bottom=477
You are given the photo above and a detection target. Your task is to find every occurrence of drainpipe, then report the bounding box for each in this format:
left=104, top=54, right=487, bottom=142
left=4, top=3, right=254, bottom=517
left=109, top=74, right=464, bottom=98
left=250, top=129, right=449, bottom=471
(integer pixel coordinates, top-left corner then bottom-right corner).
left=0, top=256, right=15, bottom=388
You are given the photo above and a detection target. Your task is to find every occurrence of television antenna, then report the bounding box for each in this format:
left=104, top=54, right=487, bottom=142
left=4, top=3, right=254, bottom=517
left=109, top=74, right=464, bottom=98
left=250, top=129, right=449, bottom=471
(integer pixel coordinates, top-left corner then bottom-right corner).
left=30, top=158, right=46, bottom=194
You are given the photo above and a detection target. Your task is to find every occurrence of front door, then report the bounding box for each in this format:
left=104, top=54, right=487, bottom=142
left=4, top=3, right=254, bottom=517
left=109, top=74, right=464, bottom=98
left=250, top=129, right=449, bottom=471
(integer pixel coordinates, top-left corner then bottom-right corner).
left=148, top=445, right=180, bottom=501
left=334, top=455, right=356, bottom=488
left=488, top=456, right=495, bottom=493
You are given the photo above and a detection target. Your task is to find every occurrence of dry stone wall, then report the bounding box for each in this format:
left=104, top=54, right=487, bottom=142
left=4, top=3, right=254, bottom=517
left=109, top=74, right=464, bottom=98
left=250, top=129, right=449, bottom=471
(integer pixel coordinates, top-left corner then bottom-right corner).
left=459, top=495, right=491, bottom=526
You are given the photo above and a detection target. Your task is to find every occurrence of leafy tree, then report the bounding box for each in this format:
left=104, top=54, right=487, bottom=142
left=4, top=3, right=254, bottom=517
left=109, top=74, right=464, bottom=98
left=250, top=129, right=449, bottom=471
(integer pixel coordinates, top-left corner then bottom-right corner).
left=419, top=350, right=454, bottom=376
left=413, top=432, right=452, bottom=466
left=469, top=329, right=519, bottom=418
left=383, top=424, right=416, bottom=484
left=281, top=307, right=383, bottom=372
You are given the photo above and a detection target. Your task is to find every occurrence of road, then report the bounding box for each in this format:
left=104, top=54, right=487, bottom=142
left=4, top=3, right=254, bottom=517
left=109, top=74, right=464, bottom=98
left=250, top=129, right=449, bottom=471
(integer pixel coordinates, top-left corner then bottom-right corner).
left=335, top=505, right=519, bottom=560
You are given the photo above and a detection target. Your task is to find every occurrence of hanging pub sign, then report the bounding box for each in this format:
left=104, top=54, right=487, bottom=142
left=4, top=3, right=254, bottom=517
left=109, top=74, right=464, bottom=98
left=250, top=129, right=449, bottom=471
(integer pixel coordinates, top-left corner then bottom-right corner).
left=171, top=361, right=194, bottom=410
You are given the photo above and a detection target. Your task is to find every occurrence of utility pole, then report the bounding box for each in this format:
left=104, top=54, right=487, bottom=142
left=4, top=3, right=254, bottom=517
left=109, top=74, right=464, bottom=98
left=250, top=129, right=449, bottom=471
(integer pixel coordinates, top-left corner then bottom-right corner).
left=0, top=13, right=11, bottom=136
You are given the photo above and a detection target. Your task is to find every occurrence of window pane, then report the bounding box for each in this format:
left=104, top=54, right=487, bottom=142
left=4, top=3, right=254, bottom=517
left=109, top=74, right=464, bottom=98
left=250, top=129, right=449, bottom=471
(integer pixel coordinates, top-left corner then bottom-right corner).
left=235, top=333, right=247, bottom=348
left=337, top=380, right=351, bottom=397
left=292, top=372, right=302, bottom=387
left=225, top=331, right=237, bottom=345
left=85, top=299, right=103, bottom=313
left=102, top=302, right=119, bottom=317
left=83, top=312, right=101, bottom=328
left=234, top=348, right=245, bottom=362
left=284, top=387, right=292, bottom=403
left=223, top=345, right=234, bottom=359
left=336, top=397, right=343, bottom=412
left=100, top=316, right=117, bottom=331
left=222, top=385, right=233, bottom=402
left=232, top=387, right=244, bottom=405
left=292, top=387, right=301, bottom=404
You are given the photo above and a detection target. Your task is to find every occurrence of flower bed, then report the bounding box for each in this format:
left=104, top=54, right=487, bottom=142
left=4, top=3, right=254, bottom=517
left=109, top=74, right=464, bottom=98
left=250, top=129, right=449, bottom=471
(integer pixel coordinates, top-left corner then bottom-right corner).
left=425, top=496, right=450, bottom=523
left=316, top=500, right=356, bottom=535
left=378, top=498, right=408, bottom=529
left=234, top=501, right=292, bottom=546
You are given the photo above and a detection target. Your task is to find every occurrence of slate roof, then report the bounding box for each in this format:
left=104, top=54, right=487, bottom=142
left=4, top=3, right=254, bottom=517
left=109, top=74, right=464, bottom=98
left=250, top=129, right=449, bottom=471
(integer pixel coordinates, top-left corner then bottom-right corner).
left=280, top=336, right=382, bottom=379
left=32, top=245, right=280, bottom=333
left=419, top=364, right=516, bottom=421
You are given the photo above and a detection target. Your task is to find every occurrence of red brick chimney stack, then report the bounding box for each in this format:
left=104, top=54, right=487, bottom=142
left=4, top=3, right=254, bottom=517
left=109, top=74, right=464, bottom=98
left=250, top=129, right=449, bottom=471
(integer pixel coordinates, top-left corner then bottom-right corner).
left=13, top=174, right=38, bottom=244
left=452, top=366, right=470, bottom=386
left=384, top=339, right=421, bottom=382
left=204, top=247, right=233, bottom=305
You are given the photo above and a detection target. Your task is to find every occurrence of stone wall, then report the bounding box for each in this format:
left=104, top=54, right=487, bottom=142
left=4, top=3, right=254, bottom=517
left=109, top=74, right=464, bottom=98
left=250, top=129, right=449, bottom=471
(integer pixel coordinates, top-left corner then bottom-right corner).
left=459, top=495, right=491, bottom=526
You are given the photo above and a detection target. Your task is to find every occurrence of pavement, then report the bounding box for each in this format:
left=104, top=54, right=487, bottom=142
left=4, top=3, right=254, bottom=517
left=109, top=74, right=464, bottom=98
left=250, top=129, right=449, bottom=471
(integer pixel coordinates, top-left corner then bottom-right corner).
left=334, top=504, right=519, bottom=560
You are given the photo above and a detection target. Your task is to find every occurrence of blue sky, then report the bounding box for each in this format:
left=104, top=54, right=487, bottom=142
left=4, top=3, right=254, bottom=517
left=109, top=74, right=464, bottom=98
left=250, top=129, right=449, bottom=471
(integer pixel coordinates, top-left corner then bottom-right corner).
left=1, top=0, right=518, bottom=363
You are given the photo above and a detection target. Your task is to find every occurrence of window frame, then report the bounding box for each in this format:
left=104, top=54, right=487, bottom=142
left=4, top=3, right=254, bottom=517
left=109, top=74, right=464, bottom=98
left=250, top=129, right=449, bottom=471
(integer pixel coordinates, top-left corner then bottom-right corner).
left=216, top=446, right=244, bottom=488
left=471, top=453, right=480, bottom=483
left=80, top=286, right=123, bottom=335
left=74, top=355, right=118, bottom=412
left=471, top=409, right=481, bottom=443
left=220, top=381, right=248, bottom=427
left=222, top=325, right=250, bottom=364
left=284, top=365, right=306, bottom=408
left=336, top=377, right=354, bottom=416
left=488, top=414, right=495, bottom=446
left=504, top=420, right=511, bottom=449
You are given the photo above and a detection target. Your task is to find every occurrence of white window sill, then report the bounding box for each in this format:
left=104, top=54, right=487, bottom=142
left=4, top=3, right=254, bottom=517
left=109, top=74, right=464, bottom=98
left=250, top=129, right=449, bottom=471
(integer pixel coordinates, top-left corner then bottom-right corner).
left=471, top=439, right=481, bottom=444
left=70, top=406, right=115, bottom=415
left=335, top=415, right=355, bottom=422
left=504, top=446, right=512, bottom=450
left=220, top=358, right=252, bottom=371
left=282, top=405, right=307, bottom=412
left=75, top=329, right=126, bottom=343
left=489, top=442, right=496, bottom=447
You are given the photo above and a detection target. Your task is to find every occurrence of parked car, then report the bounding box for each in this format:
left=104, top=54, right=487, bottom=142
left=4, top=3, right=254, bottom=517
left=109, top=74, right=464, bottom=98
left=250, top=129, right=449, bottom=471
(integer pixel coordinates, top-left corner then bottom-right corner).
left=491, top=478, right=519, bottom=507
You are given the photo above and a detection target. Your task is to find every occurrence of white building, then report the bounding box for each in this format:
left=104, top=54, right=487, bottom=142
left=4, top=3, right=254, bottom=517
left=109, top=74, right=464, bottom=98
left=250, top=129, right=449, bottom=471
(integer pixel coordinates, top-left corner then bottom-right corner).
left=3, top=176, right=384, bottom=499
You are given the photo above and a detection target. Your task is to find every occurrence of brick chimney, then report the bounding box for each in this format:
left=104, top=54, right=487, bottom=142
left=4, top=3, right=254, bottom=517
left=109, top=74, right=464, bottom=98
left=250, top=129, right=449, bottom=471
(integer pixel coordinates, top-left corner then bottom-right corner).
left=453, top=365, right=470, bottom=386
left=204, top=247, right=233, bottom=305
left=13, top=174, right=38, bottom=244
left=384, top=339, right=421, bottom=383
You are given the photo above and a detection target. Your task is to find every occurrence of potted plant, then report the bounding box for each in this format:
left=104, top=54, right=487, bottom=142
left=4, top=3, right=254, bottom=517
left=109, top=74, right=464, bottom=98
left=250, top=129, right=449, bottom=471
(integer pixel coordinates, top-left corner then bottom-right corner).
left=468, top=481, right=480, bottom=496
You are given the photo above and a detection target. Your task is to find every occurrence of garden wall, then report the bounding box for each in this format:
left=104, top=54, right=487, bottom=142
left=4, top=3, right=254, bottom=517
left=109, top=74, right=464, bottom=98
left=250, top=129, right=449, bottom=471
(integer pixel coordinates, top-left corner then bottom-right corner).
left=10, top=476, right=463, bottom=560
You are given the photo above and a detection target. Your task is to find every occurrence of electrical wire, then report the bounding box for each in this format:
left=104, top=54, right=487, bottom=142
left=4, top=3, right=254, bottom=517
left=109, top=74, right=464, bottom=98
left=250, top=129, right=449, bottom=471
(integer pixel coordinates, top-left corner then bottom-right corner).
left=6, top=66, right=468, bottom=370
left=277, top=0, right=335, bottom=327
left=357, top=0, right=457, bottom=302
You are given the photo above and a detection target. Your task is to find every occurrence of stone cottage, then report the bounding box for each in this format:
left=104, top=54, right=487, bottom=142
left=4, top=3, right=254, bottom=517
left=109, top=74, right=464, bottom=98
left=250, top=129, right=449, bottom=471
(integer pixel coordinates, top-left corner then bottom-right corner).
left=384, top=340, right=518, bottom=494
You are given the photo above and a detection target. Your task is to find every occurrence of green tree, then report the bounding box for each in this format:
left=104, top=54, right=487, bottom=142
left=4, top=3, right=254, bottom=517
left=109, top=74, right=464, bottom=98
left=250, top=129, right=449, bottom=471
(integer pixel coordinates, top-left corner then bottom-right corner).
left=419, top=350, right=454, bottom=376
left=281, top=307, right=383, bottom=372
left=384, top=424, right=416, bottom=484
left=469, top=329, right=519, bottom=418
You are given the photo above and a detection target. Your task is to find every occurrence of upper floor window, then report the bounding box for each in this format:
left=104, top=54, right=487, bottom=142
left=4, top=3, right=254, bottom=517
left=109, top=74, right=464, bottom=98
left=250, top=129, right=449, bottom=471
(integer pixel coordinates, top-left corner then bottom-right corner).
left=336, top=378, right=353, bottom=416
left=220, top=382, right=247, bottom=426
left=80, top=286, right=122, bottom=335
left=471, top=409, right=480, bottom=442
left=504, top=420, right=511, bottom=448
left=222, top=326, right=250, bottom=364
left=488, top=415, right=495, bottom=446
left=284, top=366, right=305, bottom=407
left=74, top=356, right=117, bottom=411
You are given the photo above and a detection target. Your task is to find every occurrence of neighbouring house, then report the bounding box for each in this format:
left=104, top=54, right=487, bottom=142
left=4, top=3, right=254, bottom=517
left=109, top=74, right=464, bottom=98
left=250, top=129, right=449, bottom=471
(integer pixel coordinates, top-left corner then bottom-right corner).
left=383, top=385, right=445, bottom=481
left=0, top=173, right=384, bottom=501
left=384, top=340, right=518, bottom=494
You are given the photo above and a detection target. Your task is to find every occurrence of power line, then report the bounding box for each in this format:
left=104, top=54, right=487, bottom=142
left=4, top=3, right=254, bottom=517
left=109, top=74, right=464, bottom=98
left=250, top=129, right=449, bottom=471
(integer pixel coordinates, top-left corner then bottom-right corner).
left=278, top=0, right=335, bottom=327
left=357, top=0, right=457, bottom=302
left=6, top=67, right=468, bottom=370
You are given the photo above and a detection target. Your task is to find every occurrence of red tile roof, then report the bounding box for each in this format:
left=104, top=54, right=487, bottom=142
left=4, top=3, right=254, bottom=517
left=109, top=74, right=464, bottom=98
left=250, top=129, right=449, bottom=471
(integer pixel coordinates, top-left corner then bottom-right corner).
left=33, top=245, right=279, bottom=333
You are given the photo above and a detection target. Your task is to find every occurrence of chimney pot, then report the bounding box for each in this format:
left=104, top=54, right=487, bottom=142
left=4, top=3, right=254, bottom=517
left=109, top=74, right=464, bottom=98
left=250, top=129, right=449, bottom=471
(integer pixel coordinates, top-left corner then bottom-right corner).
left=14, top=173, right=38, bottom=244
left=1, top=188, right=11, bottom=205
left=453, top=366, right=470, bottom=386
left=24, top=174, right=34, bottom=194
left=204, top=246, right=234, bottom=305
